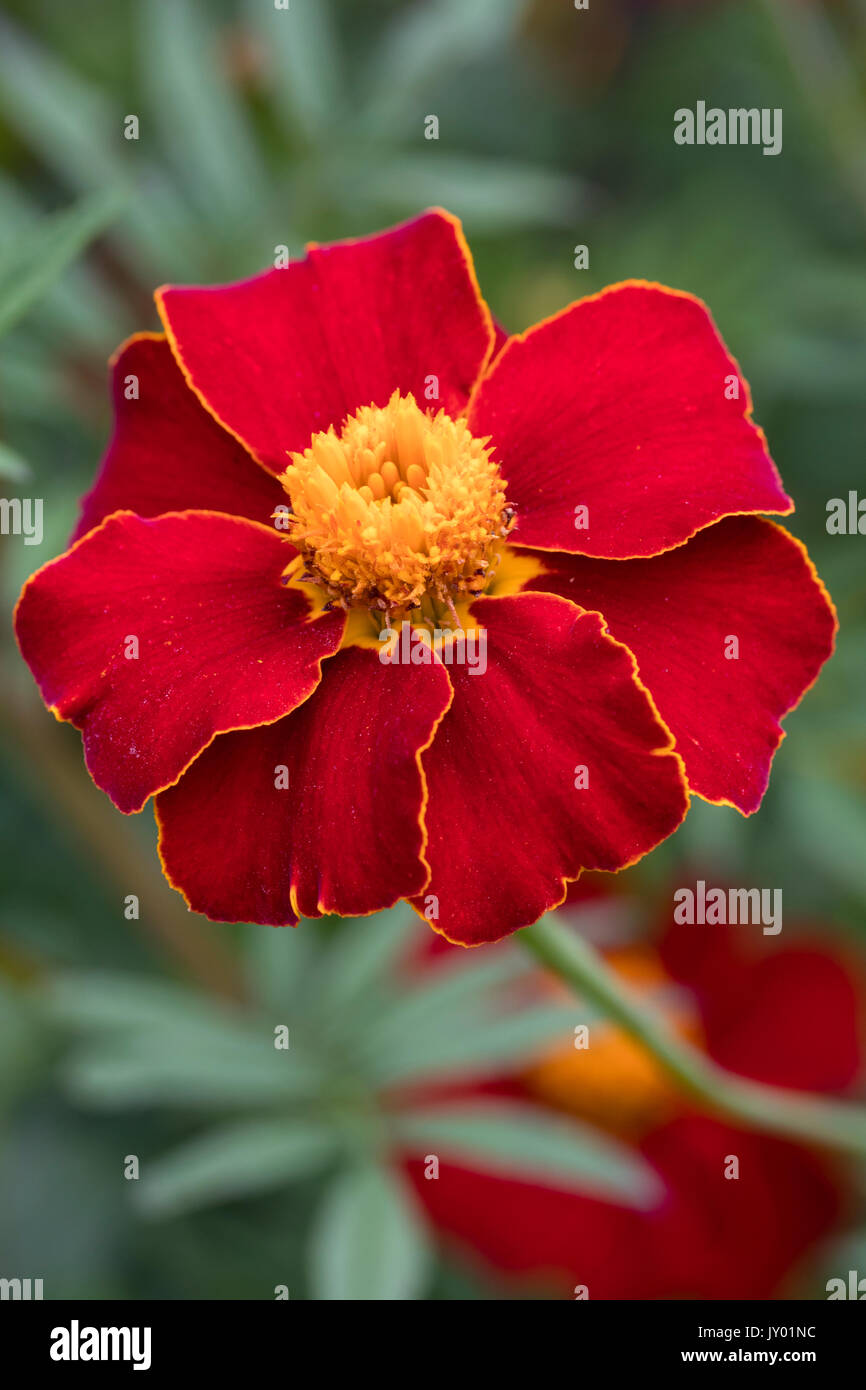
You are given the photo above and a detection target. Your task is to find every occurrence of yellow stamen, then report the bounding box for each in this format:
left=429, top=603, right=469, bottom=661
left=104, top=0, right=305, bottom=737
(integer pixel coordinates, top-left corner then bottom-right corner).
left=279, top=390, right=515, bottom=622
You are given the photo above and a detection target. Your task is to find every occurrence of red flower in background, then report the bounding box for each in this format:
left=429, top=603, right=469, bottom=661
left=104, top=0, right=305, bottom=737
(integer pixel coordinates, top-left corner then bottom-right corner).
left=406, top=895, right=863, bottom=1298
left=14, top=211, right=835, bottom=944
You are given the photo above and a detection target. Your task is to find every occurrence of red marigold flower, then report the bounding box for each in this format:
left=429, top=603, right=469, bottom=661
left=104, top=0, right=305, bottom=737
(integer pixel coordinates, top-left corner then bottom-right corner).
left=406, top=906, right=862, bottom=1298
left=13, top=210, right=836, bottom=944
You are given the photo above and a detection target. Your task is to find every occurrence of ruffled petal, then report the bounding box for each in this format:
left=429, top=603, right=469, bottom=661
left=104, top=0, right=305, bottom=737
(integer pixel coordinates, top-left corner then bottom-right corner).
left=155, top=646, right=453, bottom=925
left=156, top=210, right=494, bottom=471
left=413, top=593, right=688, bottom=945
left=468, top=282, right=791, bottom=558
left=529, top=517, right=837, bottom=813
left=73, top=334, right=281, bottom=542
left=14, top=512, right=344, bottom=813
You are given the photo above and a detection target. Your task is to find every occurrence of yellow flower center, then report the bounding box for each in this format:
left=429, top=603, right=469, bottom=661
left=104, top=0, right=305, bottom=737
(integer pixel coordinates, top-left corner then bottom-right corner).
left=278, top=391, right=515, bottom=627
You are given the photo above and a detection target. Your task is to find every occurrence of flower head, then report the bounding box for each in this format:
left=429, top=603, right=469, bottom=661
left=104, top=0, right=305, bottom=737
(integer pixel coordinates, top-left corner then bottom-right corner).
left=280, top=389, right=512, bottom=618
left=14, top=210, right=836, bottom=945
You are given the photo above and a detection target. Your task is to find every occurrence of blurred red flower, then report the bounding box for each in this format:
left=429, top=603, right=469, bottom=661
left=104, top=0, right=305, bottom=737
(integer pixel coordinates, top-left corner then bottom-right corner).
left=406, top=895, right=863, bottom=1298
left=15, top=212, right=834, bottom=943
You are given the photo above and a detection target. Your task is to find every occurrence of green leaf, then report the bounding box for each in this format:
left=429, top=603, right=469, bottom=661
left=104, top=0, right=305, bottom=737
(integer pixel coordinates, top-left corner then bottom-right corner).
left=136, top=1119, right=337, bottom=1217
left=46, top=971, right=237, bottom=1035
left=246, top=0, right=345, bottom=141
left=366, top=946, right=530, bottom=1041
left=0, top=172, right=127, bottom=349
left=312, top=904, right=415, bottom=1022
left=347, top=154, right=586, bottom=231
left=139, top=0, right=265, bottom=223
left=0, top=16, right=122, bottom=189
left=309, top=1164, right=431, bottom=1300
left=391, top=1101, right=663, bottom=1207
left=245, top=925, right=322, bottom=1017
left=61, top=1040, right=324, bottom=1110
left=360, top=0, right=522, bottom=135
left=48, top=971, right=328, bottom=1110
left=335, top=935, right=599, bottom=1086
left=0, top=187, right=125, bottom=339
left=0, top=442, right=31, bottom=484
left=0, top=18, right=198, bottom=276
left=362, top=1001, right=584, bottom=1087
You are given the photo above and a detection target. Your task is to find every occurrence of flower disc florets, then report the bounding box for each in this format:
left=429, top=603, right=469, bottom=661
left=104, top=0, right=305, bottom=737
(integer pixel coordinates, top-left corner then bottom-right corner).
left=279, top=390, right=514, bottom=624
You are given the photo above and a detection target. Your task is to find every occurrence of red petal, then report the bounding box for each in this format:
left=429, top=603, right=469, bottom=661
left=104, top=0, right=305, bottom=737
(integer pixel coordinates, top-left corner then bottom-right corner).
left=529, top=517, right=836, bottom=813
left=660, top=921, right=862, bottom=1094
left=469, top=282, right=791, bottom=558
left=156, top=210, right=494, bottom=471
left=15, top=512, right=344, bottom=813
left=413, top=593, right=688, bottom=945
left=73, top=335, right=282, bottom=542
left=490, top=317, right=510, bottom=366
left=708, top=948, right=861, bottom=1094
left=643, top=1117, right=841, bottom=1300
left=155, top=646, right=453, bottom=925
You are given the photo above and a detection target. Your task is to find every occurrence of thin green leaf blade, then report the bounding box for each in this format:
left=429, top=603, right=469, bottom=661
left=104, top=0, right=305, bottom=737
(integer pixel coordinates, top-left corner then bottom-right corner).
left=362, top=1001, right=586, bottom=1086
left=313, top=904, right=415, bottom=1021
left=392, top=1101, right=664, bottom=1208
left=137, top=1119, right=337, bottom=1217
left=0, top=16, right=121, bottom=188
left=45, top=971, right=264, bottom=1042
left=246, top=0, right=345, bottom=140
left=61, top=1041, right=325, bottom=1110
left=0, top=186, right=126, bottom=337
left=360, top=0, right=521, bottom=134
left=309, top=1164, right=431, bottom=1300
left=138, top=0, right=265, bottom=222
left=354, top=154, right=587, bottom=231
left=245, top=924, right=322, bottom=1017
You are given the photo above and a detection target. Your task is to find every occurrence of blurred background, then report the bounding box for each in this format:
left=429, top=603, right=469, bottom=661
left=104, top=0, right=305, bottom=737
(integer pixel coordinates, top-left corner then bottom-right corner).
left=0, top=0, right=865, bottom=1299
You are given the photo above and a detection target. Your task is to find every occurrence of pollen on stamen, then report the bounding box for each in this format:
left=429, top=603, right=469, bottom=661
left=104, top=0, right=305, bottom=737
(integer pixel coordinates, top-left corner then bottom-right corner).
left=276, top=390, right=515, bottom=623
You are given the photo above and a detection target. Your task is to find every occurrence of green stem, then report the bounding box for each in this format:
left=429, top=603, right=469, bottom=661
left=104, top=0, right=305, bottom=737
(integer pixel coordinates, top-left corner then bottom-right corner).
left=520, top=913, right=866, bottom=1158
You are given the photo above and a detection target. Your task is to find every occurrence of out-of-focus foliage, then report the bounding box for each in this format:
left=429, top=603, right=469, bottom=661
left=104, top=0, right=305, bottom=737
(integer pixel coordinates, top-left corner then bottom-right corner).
left=33, top=906, right=656, bottom=1298
left=0, top=0, right=865, bottom=1298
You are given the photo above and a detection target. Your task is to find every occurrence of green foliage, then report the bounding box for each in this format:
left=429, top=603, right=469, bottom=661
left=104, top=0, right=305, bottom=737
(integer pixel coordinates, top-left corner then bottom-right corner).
left=136, top=1119, right=339, bottom=1218
left=309, top=1163, right=431, bottom=1301
left=0, top=441, right=30, bottom=482
left=392, top=1100, right=663, bottom=1207
left=0, top=185, right=125, bottom=337
left=32, top=904, right=647, bottom=1296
